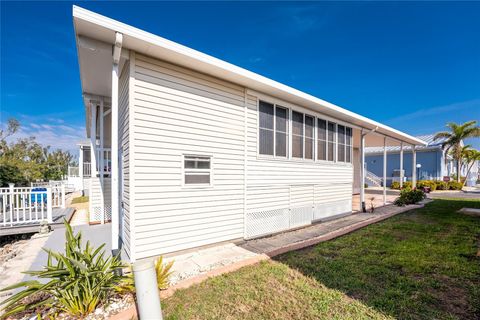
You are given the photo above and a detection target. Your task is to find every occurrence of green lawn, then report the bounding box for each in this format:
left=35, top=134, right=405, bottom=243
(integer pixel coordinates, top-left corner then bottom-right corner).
left=162, top=199, right=480, bottom=320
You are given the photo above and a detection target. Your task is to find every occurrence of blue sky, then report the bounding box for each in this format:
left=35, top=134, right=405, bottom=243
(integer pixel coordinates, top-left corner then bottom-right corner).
left=1, top=1, right=479, bottom=153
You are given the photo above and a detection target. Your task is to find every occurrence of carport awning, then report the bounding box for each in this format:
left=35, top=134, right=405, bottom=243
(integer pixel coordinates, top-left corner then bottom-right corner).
left=73, top=5, right=427, bottom=147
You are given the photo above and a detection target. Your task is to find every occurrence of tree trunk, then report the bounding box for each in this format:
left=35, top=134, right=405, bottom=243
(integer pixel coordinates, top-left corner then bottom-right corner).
left=456, top=158, right=461, bottom=182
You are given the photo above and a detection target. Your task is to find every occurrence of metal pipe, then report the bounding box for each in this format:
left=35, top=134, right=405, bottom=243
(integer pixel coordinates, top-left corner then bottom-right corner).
left=133, top=260, right=163, bottom=320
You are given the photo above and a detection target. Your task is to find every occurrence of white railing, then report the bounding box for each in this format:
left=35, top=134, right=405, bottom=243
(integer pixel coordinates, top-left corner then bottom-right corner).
left=0, top=184, right=66, bottom=227
left=365, top=170, right=382, bottom=187
left=96, top=148, right=111, bottom=175
left=68, top=166, right=79, bottom=177
left=84, top=162, right=92, bottom=177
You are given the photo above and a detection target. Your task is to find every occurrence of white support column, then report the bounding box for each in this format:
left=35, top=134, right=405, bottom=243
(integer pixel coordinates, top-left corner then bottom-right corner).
left=383, top=136, right=387, bottom=205
left=79, top=145, right=84, bottom=194
left=360, top=131, right=366, bottom=212
left=412, top=145, right=417, bottom=189
left=100, top=99, right=105, bottom=224
left=399, top=142, right=404, bottom=188
left=90, top=103, right=97, bottom=177
left=111, top=32, right=122, bottom=251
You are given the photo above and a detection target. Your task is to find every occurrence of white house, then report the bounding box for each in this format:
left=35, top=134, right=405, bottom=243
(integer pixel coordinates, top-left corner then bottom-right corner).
left=72, top=6, right=426, bottom=262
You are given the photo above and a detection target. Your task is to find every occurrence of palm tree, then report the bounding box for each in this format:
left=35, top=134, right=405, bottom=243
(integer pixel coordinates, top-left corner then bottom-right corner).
left=461, top=148, right=480, bottom=186
left=434, top=121, right=480, bottom=182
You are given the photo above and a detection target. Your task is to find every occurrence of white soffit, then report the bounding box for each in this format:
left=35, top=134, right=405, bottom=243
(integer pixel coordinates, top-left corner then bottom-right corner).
left=73, top=5, right=426, bottom=146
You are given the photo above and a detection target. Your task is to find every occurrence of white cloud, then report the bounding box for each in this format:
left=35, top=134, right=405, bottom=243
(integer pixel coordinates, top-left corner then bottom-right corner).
left=386, top=99, right=480, bottom=123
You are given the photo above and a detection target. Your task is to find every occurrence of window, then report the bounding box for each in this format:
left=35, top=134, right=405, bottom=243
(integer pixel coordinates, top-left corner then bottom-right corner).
left=259, top=101, right=288, bottom=157
left=327, top=122, right=336, bottom=161
left=346, top=127, right=352, bottom=163
left=275, top=106, right=288, bottom=157
left=317, top=119, right=327, bottom=160
left=184, top=155, right=211, bottom=185
left=337, top=125, right=346, bottom=162
left=305, top=115, right=314, bottom=160
left=259, top=101, right=274, bottom=155
left=292, top=111, right=304, bottom=158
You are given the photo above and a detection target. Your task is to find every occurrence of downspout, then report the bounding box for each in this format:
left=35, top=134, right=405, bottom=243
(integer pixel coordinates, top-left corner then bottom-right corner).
left=111, top=32, right=123, bottom=251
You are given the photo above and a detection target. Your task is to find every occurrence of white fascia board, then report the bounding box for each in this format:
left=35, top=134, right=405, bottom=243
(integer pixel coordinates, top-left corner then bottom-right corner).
left=73, top=5, right=427, bottom=146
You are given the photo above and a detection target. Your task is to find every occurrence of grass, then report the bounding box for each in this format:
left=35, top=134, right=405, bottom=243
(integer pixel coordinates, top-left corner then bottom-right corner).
left=71, top=196, right=89, bottom=204
left=162, top=198, right=480, bottom=320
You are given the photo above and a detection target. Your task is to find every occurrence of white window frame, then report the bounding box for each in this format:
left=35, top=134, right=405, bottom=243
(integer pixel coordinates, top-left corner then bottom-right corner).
left=255, top=95, right=353, bottom=166
left=258, top=101, right=289, bottom=159
left=304, top=114, right=315, bottom=161
left=182, top=154, right=213, bottom=188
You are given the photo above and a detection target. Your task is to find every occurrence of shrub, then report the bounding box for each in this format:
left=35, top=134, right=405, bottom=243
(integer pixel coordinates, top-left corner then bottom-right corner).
left=390, top=181, right=400, bottom=190
left=447, top=181, right=463, bottom=190
left=403, top=181, right=412, bottom=190
left=0, top=222, right=126, bottom=318
left=417, top=180, right=437, bottom=191
left=117, top=256, right=174, bottom=293
left=435, top=181, right=448, bottom=190
left=394, top=188, right=426, bottom=207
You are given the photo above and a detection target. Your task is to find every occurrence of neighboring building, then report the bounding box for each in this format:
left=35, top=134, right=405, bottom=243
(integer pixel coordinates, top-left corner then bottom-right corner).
left=72, top=6, right=426, bottom=262
left=365, top=134, right=465, bottom=186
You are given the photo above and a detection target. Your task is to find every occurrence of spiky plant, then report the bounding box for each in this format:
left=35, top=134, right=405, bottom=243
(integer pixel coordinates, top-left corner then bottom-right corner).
left=434, top=121, right=480, bottom=182
left=0, top=222, right=126, bottom=318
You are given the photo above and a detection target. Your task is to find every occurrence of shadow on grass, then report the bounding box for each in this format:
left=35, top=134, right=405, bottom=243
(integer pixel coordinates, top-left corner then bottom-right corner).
left=274, top=198, right=480, bottom=320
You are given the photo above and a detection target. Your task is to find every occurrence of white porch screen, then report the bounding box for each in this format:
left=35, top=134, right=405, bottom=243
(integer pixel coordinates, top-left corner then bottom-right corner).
left=327, top=122, right=336, bottom=162
left=259, top=101, right=288, bottom=157
left=317, top=119, right=327, bottom=160
left=292, top=111, right=304, bottom=158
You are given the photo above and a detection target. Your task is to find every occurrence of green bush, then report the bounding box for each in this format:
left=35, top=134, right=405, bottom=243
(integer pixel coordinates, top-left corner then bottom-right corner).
left=394, top=188, right=426, bottom=206
left=447, top=181, right=463, bottom=190
left=417, top=180, right=437, bottom=191
left=117, top=256, right=174, bottom=293
left=435, top=181, right=448, bottom=190
left=0, top=222, right=126, bottom=318
left=403, top=181, right=412, bottom=190
left=390, top=181, right=400, bottom=190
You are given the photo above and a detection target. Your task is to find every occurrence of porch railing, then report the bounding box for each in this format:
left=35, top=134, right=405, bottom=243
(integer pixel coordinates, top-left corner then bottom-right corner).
left=96, top=148, right=111, bottom=175
left=68, top=166, right=79, bottom=177
left=84, top=162, right=92, bottom=177
left=0, top=184, right=66, bottom=227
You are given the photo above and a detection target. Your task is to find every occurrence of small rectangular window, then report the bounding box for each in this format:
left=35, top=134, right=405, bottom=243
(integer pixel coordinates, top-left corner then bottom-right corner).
left=317, top=119, right=327, bottom=161
left=275, top=106, right=288, bottom=157
left=337, top=125, right=346, bottom=162
left=305, top=115, right=314, bottom=160
left=184, top=155, right=211, bottom=185
left=259, top=101, right=274, bottom=155
left=327, top=122, right=336, bottom=162
left=346, top=127, right=352, bottom=163
left=292, top=111, right=304, bottom=158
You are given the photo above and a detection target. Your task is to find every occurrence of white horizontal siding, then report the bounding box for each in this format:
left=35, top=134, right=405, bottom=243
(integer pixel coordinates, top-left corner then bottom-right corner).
left=119, top=60, right=131, bottom=259
left=132, top=54, right=245, bottom=259
left=245, top=92, right=354, bottom=230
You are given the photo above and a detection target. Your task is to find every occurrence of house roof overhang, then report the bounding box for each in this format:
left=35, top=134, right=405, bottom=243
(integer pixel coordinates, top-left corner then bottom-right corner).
left=73, top=5, right=427, bottom=147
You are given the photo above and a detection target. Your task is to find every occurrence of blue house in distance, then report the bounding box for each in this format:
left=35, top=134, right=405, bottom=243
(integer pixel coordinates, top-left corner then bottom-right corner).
left=364, top=134, right=458, bottom=186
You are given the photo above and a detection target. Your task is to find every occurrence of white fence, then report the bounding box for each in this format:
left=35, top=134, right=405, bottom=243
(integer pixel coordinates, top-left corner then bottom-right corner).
left=0, top=184, right=66, bottom=227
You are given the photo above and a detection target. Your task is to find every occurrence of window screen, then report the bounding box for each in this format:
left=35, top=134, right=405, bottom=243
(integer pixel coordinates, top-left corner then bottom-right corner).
left=184, top=156, right=211, bottom=185
left=327, top=122, right=336, bottom=162
left=305, top=115, right=314, bottom=160
left=317, top=119, right=327, bottom=160
left=346, top=127, right=352, bottom=163
left=275, top=106, right=288, bottom=157
left=259, top=101, right=274, bottom=155
left=292, top=111, right=304, bottom=158
left=337, top=125, right=346, bottom=162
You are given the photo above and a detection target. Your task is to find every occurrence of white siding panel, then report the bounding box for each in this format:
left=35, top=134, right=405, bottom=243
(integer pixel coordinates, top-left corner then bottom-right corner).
left=132, top=54, right=245, bottom=259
